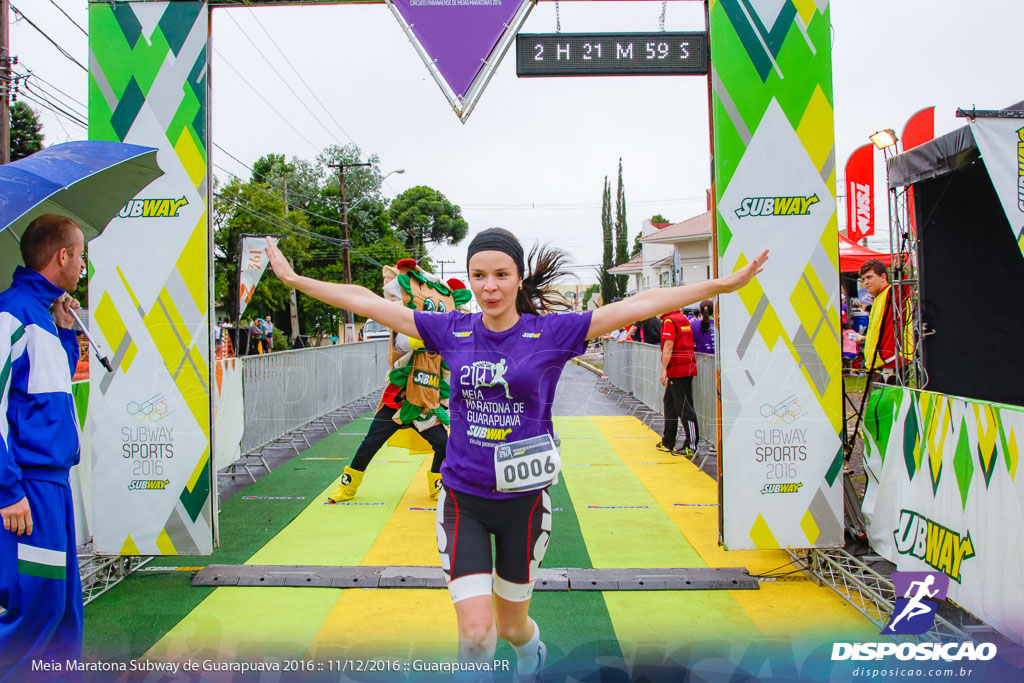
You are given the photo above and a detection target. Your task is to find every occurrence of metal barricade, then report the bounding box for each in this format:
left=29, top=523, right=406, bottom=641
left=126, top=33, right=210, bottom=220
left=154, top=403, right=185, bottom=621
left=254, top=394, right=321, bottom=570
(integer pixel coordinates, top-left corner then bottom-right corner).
left=693, top=353, right=716, bottom=445
left=603, top=341, right=717, bottom=444
left=240, top=340, right=389, bottom=454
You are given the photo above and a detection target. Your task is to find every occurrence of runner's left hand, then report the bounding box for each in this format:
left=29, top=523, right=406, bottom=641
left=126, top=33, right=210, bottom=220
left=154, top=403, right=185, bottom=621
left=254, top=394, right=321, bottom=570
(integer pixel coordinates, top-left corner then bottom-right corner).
left=718, top=249, right=769, bottom=293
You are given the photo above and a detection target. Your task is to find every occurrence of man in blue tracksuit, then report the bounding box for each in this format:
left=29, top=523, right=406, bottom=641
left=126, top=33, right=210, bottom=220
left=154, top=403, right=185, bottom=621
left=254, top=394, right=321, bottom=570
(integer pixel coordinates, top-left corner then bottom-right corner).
left=0, top=214, right=86, bottom=678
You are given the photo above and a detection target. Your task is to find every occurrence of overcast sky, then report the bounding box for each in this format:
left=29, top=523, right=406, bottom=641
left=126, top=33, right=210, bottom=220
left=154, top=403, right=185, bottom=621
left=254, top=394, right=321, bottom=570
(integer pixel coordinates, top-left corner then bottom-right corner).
left=11, top=0, right=1023, bottom=282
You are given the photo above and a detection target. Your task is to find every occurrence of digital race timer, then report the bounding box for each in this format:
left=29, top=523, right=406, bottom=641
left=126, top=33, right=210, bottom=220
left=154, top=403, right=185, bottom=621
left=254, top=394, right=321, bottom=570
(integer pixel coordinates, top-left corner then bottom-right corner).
left=516, top=32, right=709, bottom=77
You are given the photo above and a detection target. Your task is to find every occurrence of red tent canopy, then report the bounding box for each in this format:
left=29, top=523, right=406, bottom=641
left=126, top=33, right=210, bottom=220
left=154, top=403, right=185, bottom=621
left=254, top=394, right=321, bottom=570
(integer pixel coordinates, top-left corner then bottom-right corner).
left=838, top=233, right=892, bottom=273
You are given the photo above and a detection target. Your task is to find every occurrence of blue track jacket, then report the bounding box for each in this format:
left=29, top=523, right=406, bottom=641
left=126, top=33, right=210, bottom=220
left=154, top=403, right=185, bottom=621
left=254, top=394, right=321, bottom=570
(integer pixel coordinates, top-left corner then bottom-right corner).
left=0, top=266, right=80, bottom=509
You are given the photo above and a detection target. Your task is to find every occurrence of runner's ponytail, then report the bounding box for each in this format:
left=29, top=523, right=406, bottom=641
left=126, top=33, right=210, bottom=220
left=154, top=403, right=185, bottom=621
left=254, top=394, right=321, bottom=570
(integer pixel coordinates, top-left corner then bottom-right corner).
left=518, top=242, right=573, bottom=315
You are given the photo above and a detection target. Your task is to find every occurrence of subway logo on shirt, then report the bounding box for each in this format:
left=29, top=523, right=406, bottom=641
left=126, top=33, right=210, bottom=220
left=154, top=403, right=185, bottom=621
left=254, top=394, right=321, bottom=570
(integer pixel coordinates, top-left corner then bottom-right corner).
left=413, top=370, right=440, bottom=389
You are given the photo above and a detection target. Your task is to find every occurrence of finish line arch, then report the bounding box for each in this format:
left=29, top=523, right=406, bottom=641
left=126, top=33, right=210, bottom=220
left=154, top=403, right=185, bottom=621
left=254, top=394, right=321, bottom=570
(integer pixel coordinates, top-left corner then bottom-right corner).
left=85, top=0, right=842, bottom=555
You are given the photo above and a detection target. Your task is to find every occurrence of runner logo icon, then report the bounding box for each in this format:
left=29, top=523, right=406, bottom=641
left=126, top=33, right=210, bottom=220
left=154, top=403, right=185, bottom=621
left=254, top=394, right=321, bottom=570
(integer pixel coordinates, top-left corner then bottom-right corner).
left=882, top=571, right=948, bottom=635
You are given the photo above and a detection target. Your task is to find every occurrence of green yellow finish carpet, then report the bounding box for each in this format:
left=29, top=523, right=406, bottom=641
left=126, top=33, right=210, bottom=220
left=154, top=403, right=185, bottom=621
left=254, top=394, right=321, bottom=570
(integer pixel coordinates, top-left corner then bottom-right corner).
left=84, top=415, right=877, bottom=673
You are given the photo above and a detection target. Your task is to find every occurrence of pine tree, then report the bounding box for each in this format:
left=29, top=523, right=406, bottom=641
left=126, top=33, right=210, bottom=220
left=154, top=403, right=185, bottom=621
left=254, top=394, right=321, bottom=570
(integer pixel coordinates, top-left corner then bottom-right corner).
left=599, top=176, right=617, bottom=303
left=614, top=157, right=629, bottom=294
left=10, top=102, right=44, bottom=161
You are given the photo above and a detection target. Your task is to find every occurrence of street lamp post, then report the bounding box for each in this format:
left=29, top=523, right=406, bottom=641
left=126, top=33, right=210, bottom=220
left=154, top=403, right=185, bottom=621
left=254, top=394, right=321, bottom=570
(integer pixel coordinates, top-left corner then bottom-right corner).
left=328, top=163, right=406, bottom=341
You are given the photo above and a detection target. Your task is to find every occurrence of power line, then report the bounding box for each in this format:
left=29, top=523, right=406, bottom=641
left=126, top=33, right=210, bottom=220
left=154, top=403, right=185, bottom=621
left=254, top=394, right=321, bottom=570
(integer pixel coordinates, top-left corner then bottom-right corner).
left=213, top=161, right=352, bottom=231
left=216, top=188, right=392, bottom=270
left=222, top=11, right=348, bottom=149
left=16, top=63, right=87, bottom=109
left=21, top=82, right=88, bottom=124
left=9, top=3, right=88, bottom=72
left=47, top=0, right=87, bottom=37
left=19, top=89, right=88, bottom=130
left=212, top=47, right=321, bottom=154
left=246, top=8, right=358, bottom=152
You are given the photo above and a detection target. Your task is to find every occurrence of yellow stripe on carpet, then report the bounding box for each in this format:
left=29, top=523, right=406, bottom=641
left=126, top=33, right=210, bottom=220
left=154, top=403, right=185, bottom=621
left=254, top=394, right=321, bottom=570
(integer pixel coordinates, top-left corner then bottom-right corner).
left=144, top=587, right=340, bottom=662
left=360, top=454, right=441, bottom=566
left=591, top=415, right=793, bottom=574
left=306, top=589, right=458, bottom=660
left=145, top=444, right=426, bottom=663
left=590, top=415, right=878, bottom=642
left=247, top=447, right=424, bottom=566
left=555, top=417, right=704, bottom=567
left=555, top=417, right=761, bottom=650
left=307, top=455, right=459, bottom=658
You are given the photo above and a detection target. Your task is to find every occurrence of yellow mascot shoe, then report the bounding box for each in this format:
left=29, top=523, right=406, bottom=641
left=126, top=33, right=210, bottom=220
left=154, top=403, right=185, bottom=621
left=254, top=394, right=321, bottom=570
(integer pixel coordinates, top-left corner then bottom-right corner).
left=327, top=466, right=364, bottom=503
left=427, top=472, right=442, bottom=501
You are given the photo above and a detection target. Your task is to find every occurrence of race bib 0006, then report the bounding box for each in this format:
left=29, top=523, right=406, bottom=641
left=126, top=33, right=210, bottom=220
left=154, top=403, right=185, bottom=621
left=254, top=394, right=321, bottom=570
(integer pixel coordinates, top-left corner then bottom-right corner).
left=494, top=434, right=561, bottom=493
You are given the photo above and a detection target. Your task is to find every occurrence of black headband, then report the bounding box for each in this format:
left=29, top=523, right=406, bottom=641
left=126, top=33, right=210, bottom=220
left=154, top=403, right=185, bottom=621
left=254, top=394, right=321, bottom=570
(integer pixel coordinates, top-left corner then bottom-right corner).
left=466, top=232, right=525, bottom=277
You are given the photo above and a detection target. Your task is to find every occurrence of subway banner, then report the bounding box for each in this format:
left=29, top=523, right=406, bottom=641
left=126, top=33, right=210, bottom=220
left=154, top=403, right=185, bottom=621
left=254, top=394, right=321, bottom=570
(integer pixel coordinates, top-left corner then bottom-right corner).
left=710, top=0, right=843, bottom=549
left=861, top=386, right=1024, bottom=644
left=88, top=2, right=213, bottom=555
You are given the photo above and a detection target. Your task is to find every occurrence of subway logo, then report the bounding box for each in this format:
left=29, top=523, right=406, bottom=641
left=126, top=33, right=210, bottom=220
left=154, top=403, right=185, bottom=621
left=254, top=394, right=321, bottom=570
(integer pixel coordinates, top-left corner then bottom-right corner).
left=734, top=194, right=819, bottom=218
left=118, top=197, right=190, bottom=219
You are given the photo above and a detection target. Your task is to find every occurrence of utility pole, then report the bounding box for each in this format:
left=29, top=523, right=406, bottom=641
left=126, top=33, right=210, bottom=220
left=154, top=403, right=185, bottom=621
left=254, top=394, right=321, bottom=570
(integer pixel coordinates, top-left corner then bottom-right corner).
left=328, top=161, right=370, bottom=342
left=435, top=259, right=456, bottom=280
left=282, top=179, right=301, bottom=346
left=1, top=0, right=11, bottom=164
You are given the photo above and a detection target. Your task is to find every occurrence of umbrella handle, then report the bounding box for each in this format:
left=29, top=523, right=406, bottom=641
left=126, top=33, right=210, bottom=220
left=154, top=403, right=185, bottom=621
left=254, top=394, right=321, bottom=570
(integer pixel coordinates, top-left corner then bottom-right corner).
left=68, top=306, right=114, bottom=374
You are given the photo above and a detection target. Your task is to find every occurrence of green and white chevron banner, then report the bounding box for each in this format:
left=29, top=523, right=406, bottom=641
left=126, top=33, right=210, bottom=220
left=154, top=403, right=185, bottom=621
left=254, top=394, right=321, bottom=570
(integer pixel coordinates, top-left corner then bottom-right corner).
left=88, top=1, right=213, bottom=555
left=710, top=0, right=843, bottom=550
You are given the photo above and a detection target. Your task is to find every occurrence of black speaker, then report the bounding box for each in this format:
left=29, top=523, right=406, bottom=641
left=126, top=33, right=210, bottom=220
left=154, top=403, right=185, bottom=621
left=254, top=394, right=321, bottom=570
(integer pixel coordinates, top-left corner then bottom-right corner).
left=914, top=159, right=1024, bottom=406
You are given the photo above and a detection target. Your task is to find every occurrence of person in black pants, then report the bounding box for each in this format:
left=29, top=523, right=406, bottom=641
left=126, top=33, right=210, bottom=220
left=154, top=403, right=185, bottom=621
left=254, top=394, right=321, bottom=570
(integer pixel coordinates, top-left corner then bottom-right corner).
left=327, top=403, right=447, bottom=503
left=657, top=308, right=699, bottom=456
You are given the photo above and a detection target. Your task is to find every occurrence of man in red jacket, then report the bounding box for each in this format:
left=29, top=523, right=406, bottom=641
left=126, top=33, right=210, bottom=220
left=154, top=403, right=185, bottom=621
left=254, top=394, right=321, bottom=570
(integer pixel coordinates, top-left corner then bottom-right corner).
left=656, top=308, right=699, bottom=456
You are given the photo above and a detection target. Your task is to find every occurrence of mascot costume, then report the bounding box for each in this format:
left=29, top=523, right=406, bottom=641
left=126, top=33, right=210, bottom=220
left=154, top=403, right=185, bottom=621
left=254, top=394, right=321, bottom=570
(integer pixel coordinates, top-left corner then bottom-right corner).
left=327, top=259, right=471, bottom=503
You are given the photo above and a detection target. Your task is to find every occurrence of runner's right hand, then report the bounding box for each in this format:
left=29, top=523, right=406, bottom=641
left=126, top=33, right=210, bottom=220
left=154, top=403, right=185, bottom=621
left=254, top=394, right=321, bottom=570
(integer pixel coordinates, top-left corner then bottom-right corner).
left=265, top=237, right=297, bottom=285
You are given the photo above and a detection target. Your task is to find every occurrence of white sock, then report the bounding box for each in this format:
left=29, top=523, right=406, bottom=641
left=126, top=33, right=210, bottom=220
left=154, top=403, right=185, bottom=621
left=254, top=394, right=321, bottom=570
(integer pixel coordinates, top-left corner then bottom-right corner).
left=512, top=619, right=542, bottom=674
left=456, top=642, right=495, bottom=683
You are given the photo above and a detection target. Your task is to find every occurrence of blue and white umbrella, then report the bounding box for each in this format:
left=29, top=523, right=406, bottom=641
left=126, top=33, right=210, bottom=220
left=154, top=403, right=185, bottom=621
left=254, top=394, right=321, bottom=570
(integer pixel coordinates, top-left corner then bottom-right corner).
left=0, top=140, right=164, bottom=370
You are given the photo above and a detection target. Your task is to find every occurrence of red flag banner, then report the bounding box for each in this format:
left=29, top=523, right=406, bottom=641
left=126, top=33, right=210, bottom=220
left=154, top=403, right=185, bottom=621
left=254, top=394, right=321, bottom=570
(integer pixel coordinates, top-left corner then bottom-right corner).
left=902, top=106, right=935, bottom=151
left=845, top=143, right=874, bottom=242
left=902, top=107, right=935, bottom=236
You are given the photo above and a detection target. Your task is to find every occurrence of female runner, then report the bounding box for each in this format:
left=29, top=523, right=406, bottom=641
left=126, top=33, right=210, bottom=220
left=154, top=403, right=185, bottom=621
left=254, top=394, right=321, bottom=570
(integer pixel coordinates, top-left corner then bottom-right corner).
left=264, top=230, right=767, bottom=680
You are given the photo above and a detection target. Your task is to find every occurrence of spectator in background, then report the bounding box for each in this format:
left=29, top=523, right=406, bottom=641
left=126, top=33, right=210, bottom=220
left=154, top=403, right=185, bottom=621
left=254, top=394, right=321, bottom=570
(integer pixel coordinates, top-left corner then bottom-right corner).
left=849, top=298, right=869, bottom=335
left=859, top=259, right=896, bottom=374
left=249, top=317, right=265, bottom=354
left=656, top=307, right=699, bottom=457
left=628, top=316, right=662, bottom=345
left=264, top=316, right=274, bottom=352
left=689, top=299, right=715, bottom=354
left=842, top=322, right=865, bottom=374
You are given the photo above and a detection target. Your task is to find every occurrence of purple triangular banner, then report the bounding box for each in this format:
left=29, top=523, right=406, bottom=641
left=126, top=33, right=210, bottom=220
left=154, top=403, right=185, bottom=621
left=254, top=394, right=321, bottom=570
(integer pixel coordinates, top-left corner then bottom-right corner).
left=390, top=0, right=527, bottom=98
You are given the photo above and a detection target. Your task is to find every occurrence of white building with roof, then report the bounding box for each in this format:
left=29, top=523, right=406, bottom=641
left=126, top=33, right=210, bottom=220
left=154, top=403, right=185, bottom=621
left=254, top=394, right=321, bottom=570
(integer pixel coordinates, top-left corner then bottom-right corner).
left=609, top=211, right=714, bottom=295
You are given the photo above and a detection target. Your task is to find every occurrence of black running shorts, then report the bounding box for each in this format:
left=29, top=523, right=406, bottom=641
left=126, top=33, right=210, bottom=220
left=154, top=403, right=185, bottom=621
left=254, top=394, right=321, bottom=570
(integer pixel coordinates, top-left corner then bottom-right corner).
left=435, top=485, right=552, bottom=603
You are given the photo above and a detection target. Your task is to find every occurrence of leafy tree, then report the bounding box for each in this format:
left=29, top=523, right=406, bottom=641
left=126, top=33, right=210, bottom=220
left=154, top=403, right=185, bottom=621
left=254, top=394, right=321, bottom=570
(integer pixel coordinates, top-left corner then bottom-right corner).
left=390, top=185, right=468, bottom=259
left=614, top=158, right=629, bottom=295
left=651, top=214, right=670, bottom=224
left=580, top=283, right=601, bottom=311
left=10, top=102, right=43, bottom=161
left=213, top=147, right=418, bottom=342
left=631, top=232, right=644, bottom=258
left=212, top=173, right=310, bottom=333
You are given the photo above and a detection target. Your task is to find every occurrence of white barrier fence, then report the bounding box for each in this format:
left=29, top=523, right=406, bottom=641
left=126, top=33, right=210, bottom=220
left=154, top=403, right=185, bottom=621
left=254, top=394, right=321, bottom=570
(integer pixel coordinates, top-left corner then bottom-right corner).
left=239, top=340, right=390, bottom=454
left=603, top=340, right=716, bottom=445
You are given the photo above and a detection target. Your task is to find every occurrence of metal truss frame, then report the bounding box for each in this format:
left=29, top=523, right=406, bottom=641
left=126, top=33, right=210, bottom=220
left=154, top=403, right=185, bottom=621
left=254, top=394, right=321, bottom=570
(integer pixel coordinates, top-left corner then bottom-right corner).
left=78, top=553, right=152, bottom=606
left=793, top=548, right=968, bottom=643
left=885, top=173, right=927, bottom=389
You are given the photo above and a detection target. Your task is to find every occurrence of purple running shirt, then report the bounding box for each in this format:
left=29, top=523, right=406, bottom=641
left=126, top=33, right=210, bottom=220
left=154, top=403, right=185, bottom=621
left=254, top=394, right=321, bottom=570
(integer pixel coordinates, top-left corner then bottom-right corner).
left=414, top=309, right=592, bottom=499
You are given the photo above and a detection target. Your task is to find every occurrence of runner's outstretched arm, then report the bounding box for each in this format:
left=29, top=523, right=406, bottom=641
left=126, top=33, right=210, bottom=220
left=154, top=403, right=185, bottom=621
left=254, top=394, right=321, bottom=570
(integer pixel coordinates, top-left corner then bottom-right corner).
left=264, top=237, right=418, bottom=339
left=586, top=249, right=768, bottom=340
